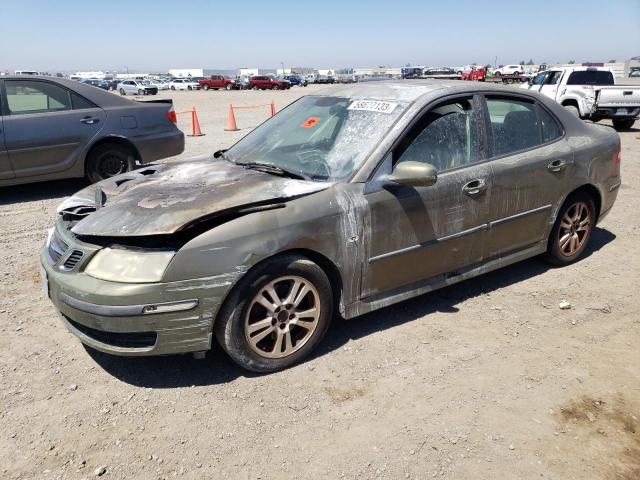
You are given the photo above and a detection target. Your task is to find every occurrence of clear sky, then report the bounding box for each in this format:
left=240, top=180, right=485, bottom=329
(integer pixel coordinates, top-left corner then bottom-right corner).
left=2, top=0, right=639, bottom=72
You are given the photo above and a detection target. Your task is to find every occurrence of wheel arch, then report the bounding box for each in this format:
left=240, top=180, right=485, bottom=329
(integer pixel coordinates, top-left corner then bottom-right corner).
left=83, top=136, right=141, bottom=176
left=213, top=248, right=345, bottom=330
left=560, top=183, right=602, bottom=222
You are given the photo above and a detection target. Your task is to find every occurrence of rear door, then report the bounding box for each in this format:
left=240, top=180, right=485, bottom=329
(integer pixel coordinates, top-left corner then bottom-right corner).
left=1, top=79, right=106, bottom=178
left=482, top=94, right=570, bottom=257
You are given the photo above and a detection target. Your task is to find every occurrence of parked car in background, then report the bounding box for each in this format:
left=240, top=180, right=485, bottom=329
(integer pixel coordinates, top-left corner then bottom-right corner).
left=148, top=79, right=169, bottom=91
left=39, top=81, right=620, bottom=373
left=248, top=76, right=290, bottom=90
left=493, top=64, right=524, bottom=76
left=523, top=67, right=640, bottom=130
left=117, top=80, right=158, bottom=96
left=315, top=75, right=335, bottom=84
left=169, top=78, right=200, bottom=91
left=199, top=75, right=236, bottom=90
left=81, top=78, right=110, bottom=90
left=0, top=76, right=183, bottom=186
left=283, top=75, right=308, bottom=87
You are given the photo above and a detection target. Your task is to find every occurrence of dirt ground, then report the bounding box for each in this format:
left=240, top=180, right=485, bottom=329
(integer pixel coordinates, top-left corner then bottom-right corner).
left=1, top=86, right=639, bottom=480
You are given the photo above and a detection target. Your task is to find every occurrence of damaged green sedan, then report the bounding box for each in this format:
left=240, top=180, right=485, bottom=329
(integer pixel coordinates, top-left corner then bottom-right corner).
left=42, top=81, right=621, bottom=372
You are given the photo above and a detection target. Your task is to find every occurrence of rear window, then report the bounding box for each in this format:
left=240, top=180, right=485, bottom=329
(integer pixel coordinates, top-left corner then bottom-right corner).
left=566, top=70, right=614, bottom=85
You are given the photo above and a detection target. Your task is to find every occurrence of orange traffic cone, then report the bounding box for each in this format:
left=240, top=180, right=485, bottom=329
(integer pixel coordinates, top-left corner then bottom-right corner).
left=270, top=100, right=276, bottom=117
left=188, top=107, right=205, bottom=136
left=224, top=104, right=239, bottom=131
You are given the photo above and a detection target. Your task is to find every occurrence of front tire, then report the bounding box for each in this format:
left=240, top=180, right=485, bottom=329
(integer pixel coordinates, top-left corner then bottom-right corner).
left=612, top=118, right=635, bottom=131
left=203, top=84, right=210, bottom=91
left=86, top=143, right=135, bottom=183
left=563, top=104, right=580, bottom=117
left=215, top=254, right=333, bottom=373
left=119, top=88, right=126, bottom=96
left=543, top=192, right=596, bottom=266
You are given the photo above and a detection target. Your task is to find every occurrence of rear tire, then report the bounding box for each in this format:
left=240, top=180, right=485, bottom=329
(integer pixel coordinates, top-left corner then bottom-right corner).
left=119, top=88, right=126, bottom=96
left=187, top=85, right=192, bottom=91
left=214, top=254, right=333, bottom=373
left=203, top=84, right=210, bottom=91
left=86, top=143, right=135, bottom=184
left=612, top=118, right=635, bottom=131
left=170, top=85, right=175, bottom=90
left=543, top=192, right=596, bottom=266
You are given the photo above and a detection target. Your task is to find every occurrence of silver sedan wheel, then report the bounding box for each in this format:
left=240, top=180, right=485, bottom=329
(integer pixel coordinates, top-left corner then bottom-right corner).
left=244, top=276, right=321, bottom=359
left=558, top=201, right=591, bottom=256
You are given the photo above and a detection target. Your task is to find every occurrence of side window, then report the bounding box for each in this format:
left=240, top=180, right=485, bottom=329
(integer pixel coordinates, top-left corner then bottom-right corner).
left=545, top=71, right=562, bottom=85
left=5, top=80, right=71, bottom=115
left=538, top=107, right=562, bottom=143
left=486, top=98, right=540, bottom=155
left=71, top=93, right=97, bottom=110
left=532, top=72, right=546, bottom=85
left=395, top=97, right=480, bottom=172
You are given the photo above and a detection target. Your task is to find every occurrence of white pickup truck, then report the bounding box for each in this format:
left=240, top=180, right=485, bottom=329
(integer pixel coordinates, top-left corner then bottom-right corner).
left=522, top=67, right=640, bottom=130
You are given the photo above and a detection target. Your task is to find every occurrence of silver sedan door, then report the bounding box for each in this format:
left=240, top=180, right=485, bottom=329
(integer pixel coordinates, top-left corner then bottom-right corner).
left=2, top=79, right=106, bottom=178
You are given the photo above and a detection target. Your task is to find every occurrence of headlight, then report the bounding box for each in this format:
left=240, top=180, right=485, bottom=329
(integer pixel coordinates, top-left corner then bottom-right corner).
left=84, top=248, right=175, bottom=283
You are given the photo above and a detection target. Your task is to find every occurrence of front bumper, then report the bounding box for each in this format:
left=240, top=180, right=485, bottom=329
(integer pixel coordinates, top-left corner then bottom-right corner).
left=41, top=231, right=235, bottom=356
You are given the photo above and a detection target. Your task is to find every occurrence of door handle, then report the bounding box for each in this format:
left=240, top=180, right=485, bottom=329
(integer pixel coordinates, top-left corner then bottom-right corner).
left=547, top=159, right=566, bottom=173
left=462, top=179, right=487, bottom=196
left=81, top=117, right=99, bottom=125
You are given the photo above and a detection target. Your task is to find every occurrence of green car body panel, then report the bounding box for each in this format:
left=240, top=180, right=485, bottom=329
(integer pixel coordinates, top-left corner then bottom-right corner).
left=41, top=81, right=621, bottom=357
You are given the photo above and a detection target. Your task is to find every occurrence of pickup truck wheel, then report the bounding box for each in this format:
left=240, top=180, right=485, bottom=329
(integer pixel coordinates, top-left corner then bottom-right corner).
left=214, top=254, right=333, bottom=373
left=612, top=118, right=635, bottom=131
left=86, top=143, right=135, bottom=183
left=119, top=88, right=126, bottom=96
left=170, top=86, right=175, bottom=90
left=252, top=85, right=259, bottom=90
left=203, top=84, right=209, bottom=91
left=563, top=104, right=580, bottom=117
left=187, top=86, right=192, bottom=91
left=272, top=85, right=278, bottom=90
left=225, top=84, right=232, bottom=90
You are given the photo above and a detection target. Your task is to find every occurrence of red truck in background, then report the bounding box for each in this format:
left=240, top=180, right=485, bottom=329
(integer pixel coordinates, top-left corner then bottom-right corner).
left=248, top=76, right=291, bottom=90
left=198, top=75, right=236, bottom=91
left=461, top=65, right=486, bottom=81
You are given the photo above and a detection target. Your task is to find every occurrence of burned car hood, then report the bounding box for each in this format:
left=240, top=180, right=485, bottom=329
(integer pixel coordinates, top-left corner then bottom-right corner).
left=58, top=156, right=331, bottom=237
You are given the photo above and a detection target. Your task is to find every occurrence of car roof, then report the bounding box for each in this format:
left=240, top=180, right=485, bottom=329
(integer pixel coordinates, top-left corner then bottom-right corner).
left=2, top=75, right=138, bottom=107
left=314, top=80, right=528, bottom=102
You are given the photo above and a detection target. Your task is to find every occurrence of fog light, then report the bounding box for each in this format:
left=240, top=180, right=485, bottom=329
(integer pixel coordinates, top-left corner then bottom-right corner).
left=142, top=299, right=198, bottom=315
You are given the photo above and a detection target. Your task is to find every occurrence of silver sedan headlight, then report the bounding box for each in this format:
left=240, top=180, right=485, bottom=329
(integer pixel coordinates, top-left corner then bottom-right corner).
left=84, top=248, right=175, bottom=283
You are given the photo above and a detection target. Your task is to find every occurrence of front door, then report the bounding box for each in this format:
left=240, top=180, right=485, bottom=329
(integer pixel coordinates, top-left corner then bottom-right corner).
left=362, top=95, right=493, bottom=298
left=482, top=94, right=570, bottom=257
left=1, top=79, right=105, bottom=178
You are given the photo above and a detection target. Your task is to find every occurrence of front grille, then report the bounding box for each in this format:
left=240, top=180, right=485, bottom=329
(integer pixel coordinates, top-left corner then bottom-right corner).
left=47, top=230, right=69, bottom=265
left=64, top=316, right=157, bottom=349
left=62, top=250, right=84, bottom=270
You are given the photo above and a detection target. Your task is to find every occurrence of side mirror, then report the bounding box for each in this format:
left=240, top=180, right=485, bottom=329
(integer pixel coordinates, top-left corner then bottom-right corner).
left=387, top=161, right=437, bottom=187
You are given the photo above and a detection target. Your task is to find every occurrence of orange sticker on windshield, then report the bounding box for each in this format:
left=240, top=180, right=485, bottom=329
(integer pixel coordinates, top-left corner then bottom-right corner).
left=300, top=116, right=320, bottom=128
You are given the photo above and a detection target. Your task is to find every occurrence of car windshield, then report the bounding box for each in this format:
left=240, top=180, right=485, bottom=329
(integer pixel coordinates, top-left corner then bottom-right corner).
left=566, top=70, right=614, bottom=85
left=225, top=96, right=408, bottom=181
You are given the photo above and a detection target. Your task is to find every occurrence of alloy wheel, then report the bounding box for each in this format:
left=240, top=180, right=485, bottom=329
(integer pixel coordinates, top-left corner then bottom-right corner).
left=557, top=201, right=591, bottom=256
left=244, top=276, right=321, bottom=359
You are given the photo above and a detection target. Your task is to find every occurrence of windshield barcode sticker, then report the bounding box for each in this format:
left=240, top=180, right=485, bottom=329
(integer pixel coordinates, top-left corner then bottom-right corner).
left=348, top=100, right=398, bottom=114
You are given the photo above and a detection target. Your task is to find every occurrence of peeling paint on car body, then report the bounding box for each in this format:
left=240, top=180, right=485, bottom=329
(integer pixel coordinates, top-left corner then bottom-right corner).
left=42, top=80, right=621, bottom=359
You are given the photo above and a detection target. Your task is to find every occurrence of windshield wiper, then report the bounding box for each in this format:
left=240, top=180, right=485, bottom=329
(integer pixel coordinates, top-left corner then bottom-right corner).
left=236, top=161, right=309, bottom=181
